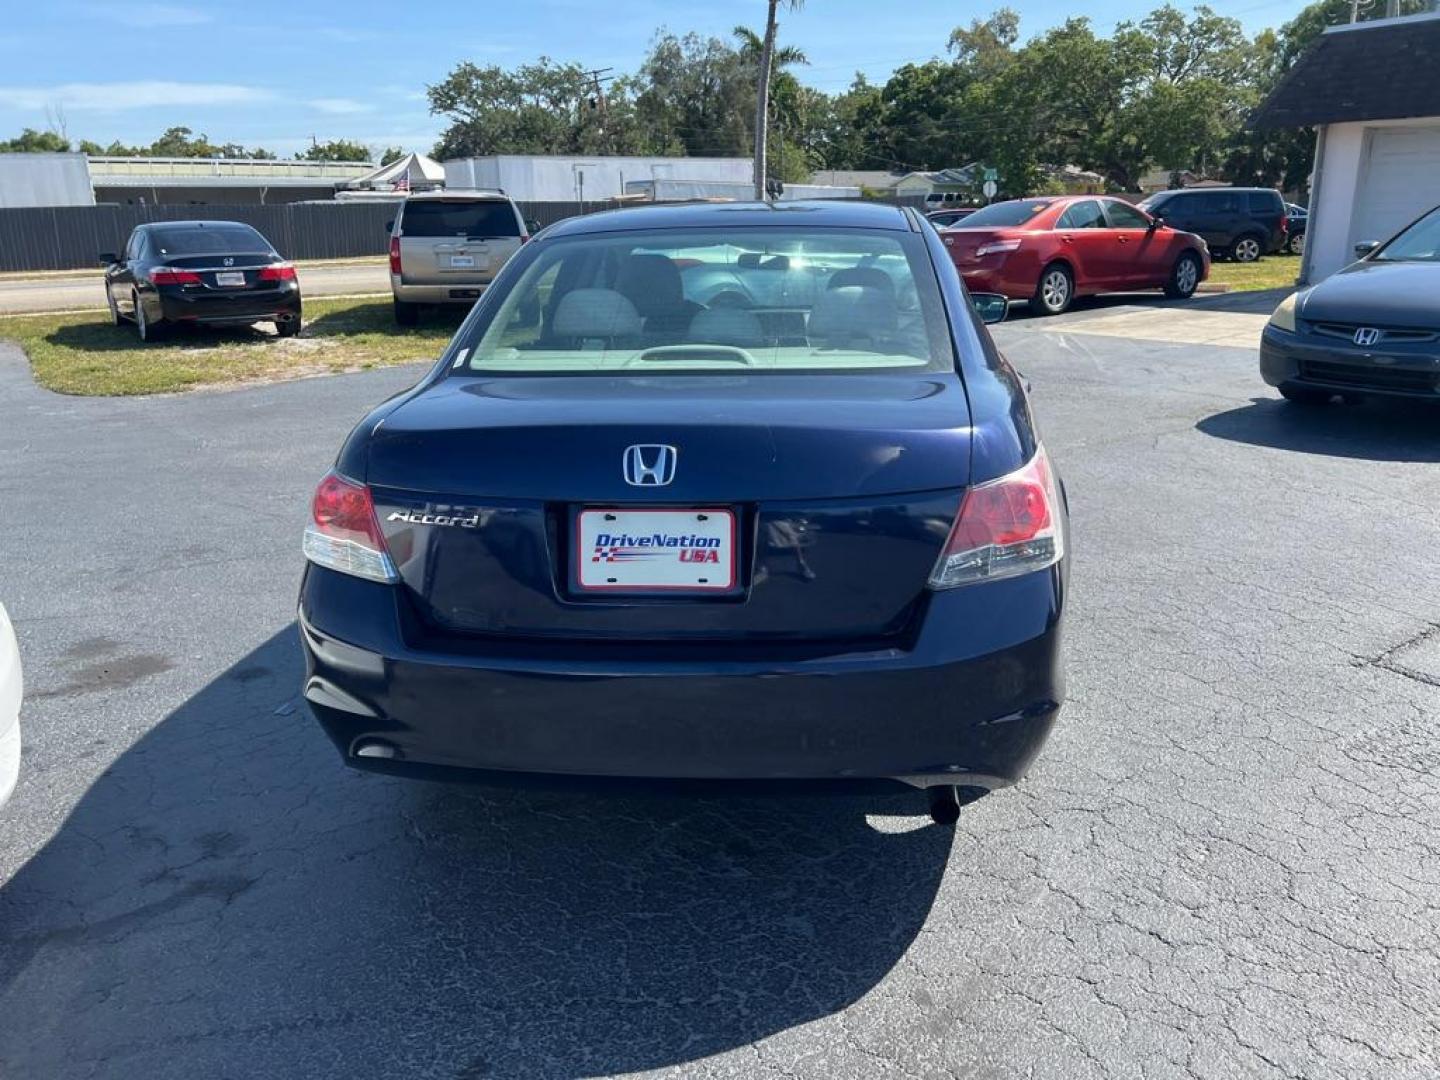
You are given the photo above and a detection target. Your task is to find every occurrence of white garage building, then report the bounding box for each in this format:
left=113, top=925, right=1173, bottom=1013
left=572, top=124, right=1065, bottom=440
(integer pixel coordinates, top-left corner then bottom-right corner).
left=1252, top=12, right=1440, bottom=284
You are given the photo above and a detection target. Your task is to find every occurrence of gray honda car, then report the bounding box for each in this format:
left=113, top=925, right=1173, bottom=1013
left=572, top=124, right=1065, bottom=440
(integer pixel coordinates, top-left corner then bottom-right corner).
left=1261, top=204, right=1440, bottom=403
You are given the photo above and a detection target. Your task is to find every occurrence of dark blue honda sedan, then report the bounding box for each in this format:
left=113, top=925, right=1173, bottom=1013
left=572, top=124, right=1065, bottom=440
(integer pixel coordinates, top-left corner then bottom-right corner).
left=298, top=201, right=1067, bottom=824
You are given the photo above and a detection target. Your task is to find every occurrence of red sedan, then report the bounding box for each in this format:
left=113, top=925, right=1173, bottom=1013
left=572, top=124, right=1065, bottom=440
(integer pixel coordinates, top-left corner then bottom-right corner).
left=939, top=196, right=1210, bottom=315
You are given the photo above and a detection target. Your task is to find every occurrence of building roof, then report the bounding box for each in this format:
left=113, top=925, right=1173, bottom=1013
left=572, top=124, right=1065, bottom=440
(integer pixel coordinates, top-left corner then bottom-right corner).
left=543, top=199, right=910, bottom=239
left=807, top=170, right=903, bottom=190
left=1251, top=12, right=1440, bottom=129
left=87, top=156, right=374, bottom=188
left=899, top=166, right=979, bottom=187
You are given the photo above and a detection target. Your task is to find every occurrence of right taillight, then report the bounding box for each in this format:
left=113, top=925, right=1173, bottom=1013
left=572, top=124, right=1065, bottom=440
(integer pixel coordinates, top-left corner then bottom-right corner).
left=303, top=472, right=398, bottom=583
left=388, top=236, right=402, bottom=274
left=928, top=445, right=1064, bottom=589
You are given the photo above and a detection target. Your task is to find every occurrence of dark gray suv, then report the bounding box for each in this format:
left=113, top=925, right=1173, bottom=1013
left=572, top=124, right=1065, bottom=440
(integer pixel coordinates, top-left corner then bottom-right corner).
left=1137, top=187, right=1288, bottom=263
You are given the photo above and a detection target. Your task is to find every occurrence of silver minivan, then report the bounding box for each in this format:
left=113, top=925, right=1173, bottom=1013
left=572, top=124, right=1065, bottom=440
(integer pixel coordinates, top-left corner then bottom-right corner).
left=388, top=191, right=534, bottom=325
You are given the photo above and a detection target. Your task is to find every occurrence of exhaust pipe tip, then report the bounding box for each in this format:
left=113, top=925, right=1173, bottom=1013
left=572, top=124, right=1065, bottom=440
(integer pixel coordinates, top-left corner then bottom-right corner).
left=352, top=738, right=400, bottom=761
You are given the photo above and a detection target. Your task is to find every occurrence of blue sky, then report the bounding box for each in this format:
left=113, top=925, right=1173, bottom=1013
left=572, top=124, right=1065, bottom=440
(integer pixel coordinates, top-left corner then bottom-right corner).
left=0, top=0, right=1303, bottom=158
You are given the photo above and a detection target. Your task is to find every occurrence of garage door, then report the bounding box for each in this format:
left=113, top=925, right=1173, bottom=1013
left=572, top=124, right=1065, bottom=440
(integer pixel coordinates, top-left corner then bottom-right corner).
left=1352, top=125, right=1440, bottom=247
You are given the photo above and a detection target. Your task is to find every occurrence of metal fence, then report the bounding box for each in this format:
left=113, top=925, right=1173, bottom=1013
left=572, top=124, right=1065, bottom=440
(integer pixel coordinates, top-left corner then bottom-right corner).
left=0, top=200, right=598, bottom=272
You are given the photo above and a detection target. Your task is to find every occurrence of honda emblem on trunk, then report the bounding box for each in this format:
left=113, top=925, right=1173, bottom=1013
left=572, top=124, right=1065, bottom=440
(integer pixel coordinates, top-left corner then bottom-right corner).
left=623, top=444, right=677, bottom=486
left=1353, top=327, right=1380, bottom=347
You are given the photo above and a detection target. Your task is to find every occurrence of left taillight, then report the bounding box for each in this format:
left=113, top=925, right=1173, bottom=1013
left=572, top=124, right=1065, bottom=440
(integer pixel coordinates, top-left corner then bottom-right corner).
left=928, top=445, right=1064, bottom=590
left=975, top=238, right=1022, bottom=257
left=302, top=472, right=398, bottom=583
left=148, top=268, right=201, bottom=285
left=259, top=262, right=297, bottom=281
left=389, top=237, right=402, bottom=274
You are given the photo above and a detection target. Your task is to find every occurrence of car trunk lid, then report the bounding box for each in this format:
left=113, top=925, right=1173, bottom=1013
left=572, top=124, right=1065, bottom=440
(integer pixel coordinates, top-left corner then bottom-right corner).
left=939, top=228, right=1018, bottom=265
left=365, top=374, right=972, bottom=641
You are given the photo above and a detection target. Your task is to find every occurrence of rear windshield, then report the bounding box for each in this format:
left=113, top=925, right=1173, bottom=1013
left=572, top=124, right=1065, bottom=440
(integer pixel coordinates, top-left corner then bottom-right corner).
left=956, top=201, right=1051, bottom=227
left=1374, top=206, right=1440, bottom=262
left=149, top=225, right=271, bottom=256
left=453, top=227, right=955, bottom=375
left=401, top=200, right=521, bottom=238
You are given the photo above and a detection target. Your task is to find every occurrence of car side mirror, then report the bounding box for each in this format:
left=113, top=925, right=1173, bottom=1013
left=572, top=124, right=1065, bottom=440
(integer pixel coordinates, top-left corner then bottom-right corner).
left=1147, top=216, right=1163, bottom=231
left=1354, top=240, right=1379, bottom=258
left=970, top=292, right=1008, bottom=325
left=98, top=251, right=117, bottom=265
left=384, top=220, right=394, bottom=233
left=527, top=218, right=541, bottom=234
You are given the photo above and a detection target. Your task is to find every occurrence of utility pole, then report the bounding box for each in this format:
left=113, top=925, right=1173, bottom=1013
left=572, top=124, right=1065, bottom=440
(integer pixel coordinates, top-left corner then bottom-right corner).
left=579, top=67, right=614, bottom=152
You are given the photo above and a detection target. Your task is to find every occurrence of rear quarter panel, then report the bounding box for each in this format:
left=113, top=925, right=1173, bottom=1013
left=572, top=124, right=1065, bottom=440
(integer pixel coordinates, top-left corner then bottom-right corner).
left=918, top=211, right=1039, bottom=484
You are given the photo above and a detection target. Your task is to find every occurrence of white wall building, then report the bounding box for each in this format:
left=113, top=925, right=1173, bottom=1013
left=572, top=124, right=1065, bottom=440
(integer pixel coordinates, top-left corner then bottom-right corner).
left=1252, top=13, right=1440, bottom=283
left=0, top=153, right=95, bottom=208
left=443, top=155, right=753, bottom=203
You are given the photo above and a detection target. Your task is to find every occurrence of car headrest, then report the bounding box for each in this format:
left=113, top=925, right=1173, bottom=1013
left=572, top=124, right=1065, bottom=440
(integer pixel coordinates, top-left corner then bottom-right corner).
left=551, top=289, right=643, bottom=341
left=828, top=267, right=894, bottom=297
left=689, top=307, right=765, bottom=348
left=617, top=254, right=685, bottom=317
left=807, top=285, right=898, bottom=347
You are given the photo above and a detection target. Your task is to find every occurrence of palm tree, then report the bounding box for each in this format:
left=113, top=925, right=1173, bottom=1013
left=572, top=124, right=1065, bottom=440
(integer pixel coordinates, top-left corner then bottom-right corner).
left=733, top=26, right=807, bottom=70
left=751, top=1, right=805, bottom=199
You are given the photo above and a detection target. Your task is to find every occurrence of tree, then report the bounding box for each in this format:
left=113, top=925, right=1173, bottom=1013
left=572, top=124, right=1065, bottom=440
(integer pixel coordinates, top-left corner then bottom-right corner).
left=302, top=139, right=373, bottom=162
left=752, top=1, right=804, bottom=198
left=0, top=128, right=71, bottom=153
left=380, top=146, right=407, bottom=165
left=736, top=23, right=812, bottom=182
left=633, top=32, right=752, bottom=158
left=428, top=57, right=646, bottom=158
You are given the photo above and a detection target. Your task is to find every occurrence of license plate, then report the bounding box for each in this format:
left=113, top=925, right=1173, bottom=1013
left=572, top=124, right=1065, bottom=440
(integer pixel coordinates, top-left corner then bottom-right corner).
left=449, top=255, right=475, bottom=268
left=577, top=509, right=736, bottom=592
left=215, top=271, right=246, bottom=287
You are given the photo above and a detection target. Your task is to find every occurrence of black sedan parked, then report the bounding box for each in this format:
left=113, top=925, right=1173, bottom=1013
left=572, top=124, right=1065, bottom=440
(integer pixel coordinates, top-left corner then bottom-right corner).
left=1262, top=203, right=1440, bottom=404
left=297, top=200, right=1068, bottom=825
left=101, top=221, right=302, bottom=342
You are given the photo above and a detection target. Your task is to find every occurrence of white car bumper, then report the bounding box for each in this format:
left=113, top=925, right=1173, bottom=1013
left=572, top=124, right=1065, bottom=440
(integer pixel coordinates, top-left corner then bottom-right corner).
left=0, top=603, right=21, bottom=808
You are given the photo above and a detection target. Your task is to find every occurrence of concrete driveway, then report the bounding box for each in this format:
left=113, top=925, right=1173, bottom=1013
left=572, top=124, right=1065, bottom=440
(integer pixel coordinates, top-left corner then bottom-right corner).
left=1005, top=288, right=1289, bottom=349
left=0, top=325, right=1436, bottom=1079
left=0, top=260, right=389, bottom=315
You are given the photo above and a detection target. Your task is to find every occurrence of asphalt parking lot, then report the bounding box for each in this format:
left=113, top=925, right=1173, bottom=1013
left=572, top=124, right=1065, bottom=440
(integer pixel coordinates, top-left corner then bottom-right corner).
left=1, top=315, right=1437, bottom=1079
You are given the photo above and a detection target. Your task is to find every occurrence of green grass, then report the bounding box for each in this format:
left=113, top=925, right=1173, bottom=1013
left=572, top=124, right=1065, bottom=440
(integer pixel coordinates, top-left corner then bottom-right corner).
left=1207, top=255, right=1302, bottom=293
left=0, top=297, right=462, bottom=396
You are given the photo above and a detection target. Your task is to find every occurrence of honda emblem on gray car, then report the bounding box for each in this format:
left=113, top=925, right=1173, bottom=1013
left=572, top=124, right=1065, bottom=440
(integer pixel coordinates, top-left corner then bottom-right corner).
left=624, top=444, right=677, bottom=486
left=1353, top=327, right=1381, bottom=347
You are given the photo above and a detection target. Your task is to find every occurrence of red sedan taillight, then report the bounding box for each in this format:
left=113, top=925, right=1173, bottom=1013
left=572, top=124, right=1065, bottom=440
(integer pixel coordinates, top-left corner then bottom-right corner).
left=389, top=237, right=402, bottom=274
left=302, top=472, right=398, bottom=583
left=148, top=268, right=201, bottom=285
left=974, top=239, right=1022, bottom=257
left=928, top=446, right=1064, bottom=589
left=258, top=262, right=297, bottom=281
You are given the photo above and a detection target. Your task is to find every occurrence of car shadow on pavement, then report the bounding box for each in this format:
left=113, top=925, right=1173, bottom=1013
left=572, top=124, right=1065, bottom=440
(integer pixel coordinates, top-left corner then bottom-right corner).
left=46, top=319, right=278, bottom=352
left=0, top=625, right=951, bottom=1079
left=304, top=301, right=467, bottom=337
left=1196, top=396, right=1440, bottom=462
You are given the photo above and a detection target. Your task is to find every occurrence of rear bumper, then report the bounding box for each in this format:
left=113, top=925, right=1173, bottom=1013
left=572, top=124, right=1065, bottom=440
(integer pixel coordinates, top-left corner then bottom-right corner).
left=298, top=564, right=1066, bottom=791
left=391, top=276, right=490, bottom=304
left=959, top=262, right=1035, bottom=300
left=1261, top=326, right=1440, bottom=398
left=155, top=284, right=301, bottom=325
